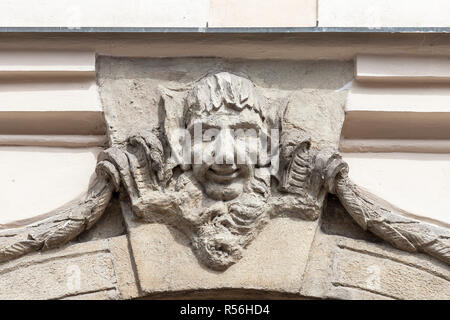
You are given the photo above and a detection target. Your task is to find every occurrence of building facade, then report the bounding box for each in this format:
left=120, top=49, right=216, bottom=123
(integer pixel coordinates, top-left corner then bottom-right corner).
left=0, top=1, right=449, bottom=299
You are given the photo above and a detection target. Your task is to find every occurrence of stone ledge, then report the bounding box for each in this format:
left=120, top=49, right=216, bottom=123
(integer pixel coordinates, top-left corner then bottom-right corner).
left=0, top=235, right=139, bottom=300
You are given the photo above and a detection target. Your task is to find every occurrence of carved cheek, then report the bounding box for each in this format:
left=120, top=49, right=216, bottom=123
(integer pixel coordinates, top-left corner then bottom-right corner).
left=202, top=141, right=217, bottom=165
left=236, top=136, right=261, bottom=166
left=191, top=142, right=214, bottom=182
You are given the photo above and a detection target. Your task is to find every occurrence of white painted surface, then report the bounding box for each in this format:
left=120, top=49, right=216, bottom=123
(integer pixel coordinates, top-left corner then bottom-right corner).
left=209, top=0, right=316, bottom=27
left=343, top=55, right=450, bottom=141
left=0, top=0, right=209, bottom=28
left=0, top=50, right=105, bottom=140
left=346, top=83, right=450, bottom=112
left=0, top=147, right=100, bottom=227
left=343, top=82, right=450, bottom=139
left=1, top=0, right=450, bottom=28
left=319, top=0, right=450, bottom=27
left=356, top=55, right=450, bottom=83
left=343, top=152, right=450, bottom=227
left=0, top=51, right=95, bottom=75
left=0, top=80, right=101, bottom=111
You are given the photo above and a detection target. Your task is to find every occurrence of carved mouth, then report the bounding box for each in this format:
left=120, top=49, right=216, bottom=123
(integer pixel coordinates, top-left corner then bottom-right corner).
left=206, top=166, right=241, bottom=183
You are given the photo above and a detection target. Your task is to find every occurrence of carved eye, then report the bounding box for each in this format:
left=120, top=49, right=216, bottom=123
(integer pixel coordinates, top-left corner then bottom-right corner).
left=202, top=128, right=219, bottom=142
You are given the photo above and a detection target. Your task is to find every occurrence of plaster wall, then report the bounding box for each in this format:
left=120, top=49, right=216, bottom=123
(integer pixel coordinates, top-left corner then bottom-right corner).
left=0, top=0, right=210, bottom=28
left=0, top=146, right=100, bottom=227
left=0, top=0, right=317, bottom=28
left=319, top=0, right=450, bottom=27
left=208, top=0, right=316, bottom=27
left=2, top=0, right=450, bottom=29
left=342, top=152, right=450, bottom=227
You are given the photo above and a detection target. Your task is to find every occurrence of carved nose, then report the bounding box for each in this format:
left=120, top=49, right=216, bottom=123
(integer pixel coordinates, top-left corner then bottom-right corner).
left=215, top=130, right=236, bottom=164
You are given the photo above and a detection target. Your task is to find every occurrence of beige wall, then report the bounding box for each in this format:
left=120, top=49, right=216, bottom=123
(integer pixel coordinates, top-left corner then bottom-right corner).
left=319, top=0, right=450, bottom=27
left=0, top=0, right=316, bottom=28
left=208, top=0, right=316, bottom=27
left=0, top=0, right=209, bottom=28
left=0, top=147, right=100, bottom=228
left=2, top=0, right=450, bottom=28
left=341, top=55, right=450, bottom=228
left=343, top=153, right=450, bottom=227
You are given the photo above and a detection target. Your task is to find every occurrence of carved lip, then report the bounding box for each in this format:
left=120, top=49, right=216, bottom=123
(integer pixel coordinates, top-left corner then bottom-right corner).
left=206, top=165, right=241, bottom=183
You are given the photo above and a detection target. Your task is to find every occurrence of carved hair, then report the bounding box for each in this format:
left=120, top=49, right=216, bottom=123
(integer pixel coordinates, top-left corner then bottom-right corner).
left=184, top=72, right=268, bottom=126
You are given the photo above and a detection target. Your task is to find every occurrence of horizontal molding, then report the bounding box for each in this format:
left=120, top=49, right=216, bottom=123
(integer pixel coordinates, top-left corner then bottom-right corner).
left=344, top=57, right=450, bottom=143
left=0, top=111, right=106, bottom=135
left=340, top=139, right=450, bottom=153
left=0, top=135, right=106, bottom=147
left=342, top=111, right=450, bottom=139
left=346, top=82, right=450, bottom=112
left=0, top=51, right=95, bottom=77
left=0, top=50, right=105, bottom=137
left=0, top=80, right=101, bottom=111
left=356, top=55, right=450, bottom=83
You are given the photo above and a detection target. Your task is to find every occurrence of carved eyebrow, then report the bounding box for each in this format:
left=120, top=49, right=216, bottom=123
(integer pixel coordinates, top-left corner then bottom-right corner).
left=201, top=123, right=220, bottom=130
left=229, top=119, right=263, bottom=131
left=186, top=121, right=220, bottom=132
left=229, top=123, right=259, bottom=130
left=186, top=122, right=221, bottom=139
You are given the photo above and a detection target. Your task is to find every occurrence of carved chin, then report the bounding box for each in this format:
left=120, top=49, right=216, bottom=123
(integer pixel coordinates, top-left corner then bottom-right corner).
left=203, top=181, right=244, bottom=201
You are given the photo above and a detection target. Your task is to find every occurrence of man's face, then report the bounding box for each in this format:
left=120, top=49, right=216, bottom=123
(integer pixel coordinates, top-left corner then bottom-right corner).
left=188, top=108, right=266, bottom=201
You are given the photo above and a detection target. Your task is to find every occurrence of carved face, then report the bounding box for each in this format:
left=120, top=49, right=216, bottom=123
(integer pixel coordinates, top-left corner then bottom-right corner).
left=188, top=108, right=266, bottom=201
left=157, top=72, right=278, bottom=270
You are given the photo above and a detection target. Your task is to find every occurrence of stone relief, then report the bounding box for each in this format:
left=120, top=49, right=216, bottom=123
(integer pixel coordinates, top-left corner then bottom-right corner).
left=0, top=72, right=449, bottom=270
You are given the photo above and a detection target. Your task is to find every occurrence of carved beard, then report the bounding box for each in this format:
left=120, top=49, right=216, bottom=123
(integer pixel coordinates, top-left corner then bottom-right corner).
left=174, top=168, right=270, bottom=270
left=137, top=166, right=271, bottom=271
left=191, top=183, right=270, bottom=270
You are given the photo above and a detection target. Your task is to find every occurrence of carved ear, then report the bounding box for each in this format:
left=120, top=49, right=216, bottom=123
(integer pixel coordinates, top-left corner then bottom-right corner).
left=159, top=86, right=190, bottom=170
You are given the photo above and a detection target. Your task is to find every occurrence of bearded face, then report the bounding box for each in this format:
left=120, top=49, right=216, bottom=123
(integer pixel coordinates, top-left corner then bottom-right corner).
left=156, top=72, right=277, bottom=270
left=188, top=108, right=267, bottom=201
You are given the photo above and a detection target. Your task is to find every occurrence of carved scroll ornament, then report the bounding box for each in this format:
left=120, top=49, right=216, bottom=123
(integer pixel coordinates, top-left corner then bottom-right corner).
left=1, top=72, right=449, bottom=269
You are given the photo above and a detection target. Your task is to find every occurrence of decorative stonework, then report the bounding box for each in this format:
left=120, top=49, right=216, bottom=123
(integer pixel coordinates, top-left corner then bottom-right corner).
left=0, top=71, right=449, bottom=271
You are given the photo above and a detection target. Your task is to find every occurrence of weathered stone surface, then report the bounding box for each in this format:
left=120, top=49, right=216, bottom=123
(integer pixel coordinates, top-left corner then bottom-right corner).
left=95, top=71, right=353, bottom=271
left=0, top=235, right=137, bottom=300
left=123, top=201, right=318, bottom=296
left=108, top=235, right=141, bottom=299
left=78, top=197, right=126, bottom=243
left=333, top=240, right=450, bottom=300
left=301, top=227, right=450, bottom=300
left=97, top=57, right=352, bottom=148
left=62, top=289, right=119, bottom=300
left=283, top=90, right=347, bottom=150
left=0, top=57, right=449, bottom=300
